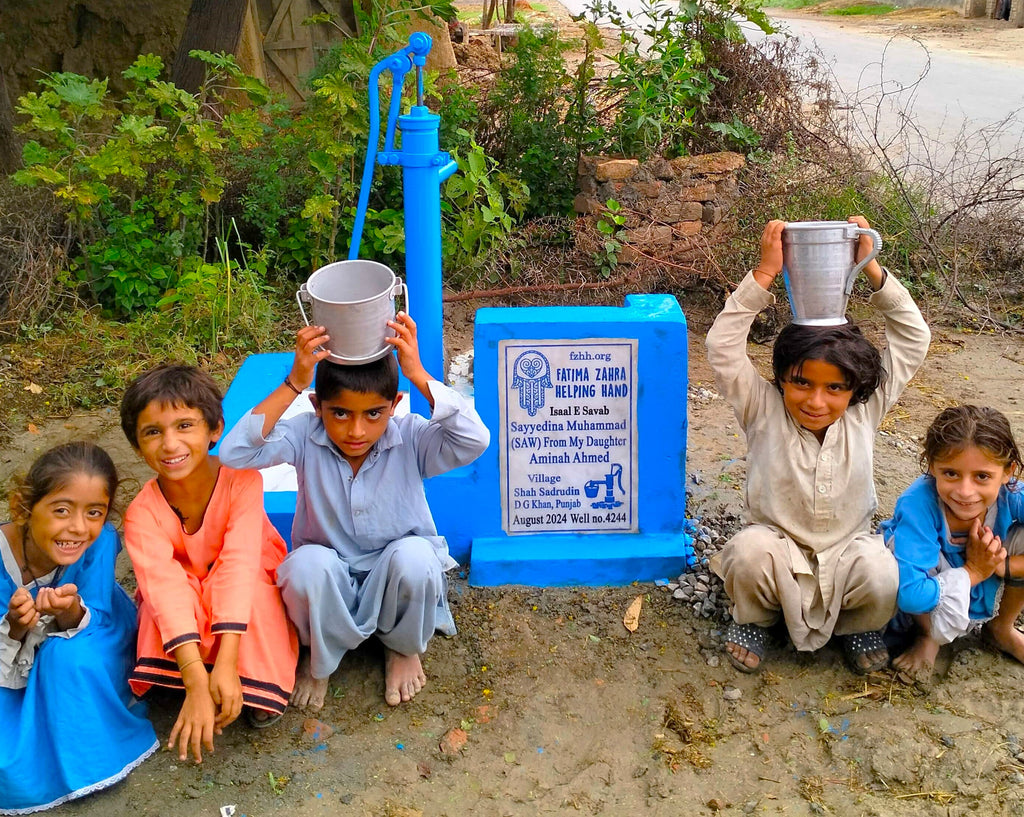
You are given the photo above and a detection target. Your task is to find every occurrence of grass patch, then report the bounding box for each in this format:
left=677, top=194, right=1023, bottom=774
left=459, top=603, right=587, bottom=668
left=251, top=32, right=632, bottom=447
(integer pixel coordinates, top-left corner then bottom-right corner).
left=824, top=3, right=895, bottom=14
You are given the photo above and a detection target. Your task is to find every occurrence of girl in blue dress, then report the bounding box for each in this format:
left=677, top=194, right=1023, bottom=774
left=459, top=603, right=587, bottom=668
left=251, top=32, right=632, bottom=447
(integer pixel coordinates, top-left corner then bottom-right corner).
left=1, top=442, right=158, bottom=814
left=881, top=405, right=1024, bottom=680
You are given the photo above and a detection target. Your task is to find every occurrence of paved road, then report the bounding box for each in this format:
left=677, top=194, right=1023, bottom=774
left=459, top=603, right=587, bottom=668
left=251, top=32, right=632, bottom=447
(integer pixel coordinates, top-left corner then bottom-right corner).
left=755, top=14, right=1024, bottom=157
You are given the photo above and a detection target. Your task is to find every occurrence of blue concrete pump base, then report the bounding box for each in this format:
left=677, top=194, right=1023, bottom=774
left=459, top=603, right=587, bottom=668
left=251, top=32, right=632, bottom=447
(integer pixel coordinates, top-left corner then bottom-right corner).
left=469, top=533, right=694, bottom=587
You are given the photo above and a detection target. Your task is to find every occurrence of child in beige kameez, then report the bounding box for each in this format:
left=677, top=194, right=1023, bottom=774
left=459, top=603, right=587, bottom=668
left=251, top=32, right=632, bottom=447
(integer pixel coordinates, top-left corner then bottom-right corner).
left=706, top=218, right=930, bottom=674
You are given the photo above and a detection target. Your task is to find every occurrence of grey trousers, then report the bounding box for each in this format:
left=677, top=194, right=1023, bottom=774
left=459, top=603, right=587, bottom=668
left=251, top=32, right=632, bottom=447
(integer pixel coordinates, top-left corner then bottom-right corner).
left=277, top=536, right=455, bottom=680
left=713, top=524, right=898, bottom=651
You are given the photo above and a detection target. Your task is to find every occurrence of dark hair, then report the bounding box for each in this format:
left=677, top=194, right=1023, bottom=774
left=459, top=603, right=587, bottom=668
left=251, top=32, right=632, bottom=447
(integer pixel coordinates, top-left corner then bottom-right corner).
left=772, top=322, right=884, bottom=406
left=314, top=354, right=399, bottom=402
left=11, top=442, right=118, bottom=519
left=921, top=405, right=1022, bottom=475
left=120, top=364, right=224, bottom=448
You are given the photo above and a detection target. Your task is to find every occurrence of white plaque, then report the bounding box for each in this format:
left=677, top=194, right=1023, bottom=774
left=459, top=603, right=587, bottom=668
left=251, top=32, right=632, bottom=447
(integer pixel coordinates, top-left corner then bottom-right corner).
left=498, top=339, right=639, bottom=534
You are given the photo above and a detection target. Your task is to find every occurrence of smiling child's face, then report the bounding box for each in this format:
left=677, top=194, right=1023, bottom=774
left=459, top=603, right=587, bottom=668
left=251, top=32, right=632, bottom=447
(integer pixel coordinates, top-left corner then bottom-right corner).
left=311, top=388, right=401, bottom=472
left=780, top=359, right=854, bottom=442
left=929, top=444, right=1013, bottom=527
left=19, top=474, right=109, bottom=574
left=134, top=400, right=223, bottom=484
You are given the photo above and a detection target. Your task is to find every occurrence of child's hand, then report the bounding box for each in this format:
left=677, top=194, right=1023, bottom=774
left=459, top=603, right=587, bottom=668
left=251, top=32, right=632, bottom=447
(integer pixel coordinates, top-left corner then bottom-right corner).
left=965, top=518, right=1006, bottom=585
left=34, top=583, right=85, bottom=631
left=753, top=220, right=785, bottom=290
left=386, top=312, right=434, bottom=403
left=847, top=215, right=885, bottom=290
left=209, top=663, right=243, bottom=730
left=6, top=587, right=38, bottom=642
left=289, top=325, right=332, bottom=391
left=170, top=669, right=218, bottom=763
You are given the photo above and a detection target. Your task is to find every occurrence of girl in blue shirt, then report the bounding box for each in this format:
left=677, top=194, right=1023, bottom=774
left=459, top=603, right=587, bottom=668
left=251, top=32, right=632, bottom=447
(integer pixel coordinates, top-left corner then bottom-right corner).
left=880, top=405, right=1024, bottom=680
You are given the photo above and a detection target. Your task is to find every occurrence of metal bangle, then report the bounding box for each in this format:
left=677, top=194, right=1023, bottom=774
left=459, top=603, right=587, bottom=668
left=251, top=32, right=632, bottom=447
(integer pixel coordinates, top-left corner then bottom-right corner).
left=177, top=657, right=204, bottom=673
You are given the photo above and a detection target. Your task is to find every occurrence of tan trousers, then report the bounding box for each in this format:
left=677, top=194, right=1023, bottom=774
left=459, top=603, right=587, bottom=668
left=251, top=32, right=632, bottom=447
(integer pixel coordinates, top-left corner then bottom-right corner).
left=712, top=524, right=899, bottom=651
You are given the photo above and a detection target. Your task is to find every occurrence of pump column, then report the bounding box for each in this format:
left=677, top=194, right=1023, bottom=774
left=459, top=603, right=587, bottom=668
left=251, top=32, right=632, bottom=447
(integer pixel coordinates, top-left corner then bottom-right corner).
left=386, top=106, right=458, bottom=416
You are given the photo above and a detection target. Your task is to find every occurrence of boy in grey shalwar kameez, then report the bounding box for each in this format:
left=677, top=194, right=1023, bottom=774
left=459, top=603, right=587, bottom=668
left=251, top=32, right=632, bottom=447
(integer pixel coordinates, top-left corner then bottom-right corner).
left=219, top=314, right=489, bottom=709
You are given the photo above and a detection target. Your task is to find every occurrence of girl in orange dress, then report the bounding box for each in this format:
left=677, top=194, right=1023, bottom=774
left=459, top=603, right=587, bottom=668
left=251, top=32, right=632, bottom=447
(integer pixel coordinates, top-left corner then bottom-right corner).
left=120, top=364, right=297, bottom=763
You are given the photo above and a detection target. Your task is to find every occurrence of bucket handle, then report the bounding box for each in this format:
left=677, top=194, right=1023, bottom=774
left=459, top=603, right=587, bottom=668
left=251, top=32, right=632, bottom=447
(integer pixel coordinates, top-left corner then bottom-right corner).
left=393, top=280, right=410, bottom=318
left=296, top=283, right=312, bottom=326
left=846, top=227, right=883, bottom=294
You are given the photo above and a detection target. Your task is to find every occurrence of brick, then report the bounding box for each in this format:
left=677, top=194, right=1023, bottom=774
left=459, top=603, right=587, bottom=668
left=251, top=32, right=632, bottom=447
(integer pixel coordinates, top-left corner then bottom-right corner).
left=573, top=193, right=603, bottom=215
left=669, top=151, right=745, bottom=177
left=679, top=201, right=705, bottom=221
left=618, top=244, right=643, bottom=265
left=595, top=158, right=639, bottom=181
left=635, top=180, right=663, bottom=198
left=651, top=202, right=681, bottom=222
left=623, top=225, right=672, bottom=245
left=577, top=155, right=599, bottom=176
left=648, top=157, right=674, bottom=180
left=702, top=204, right=723, bottom=224
left=673, top=221, right=702, bottom=238
left=678, top=184, right=717, bottom=202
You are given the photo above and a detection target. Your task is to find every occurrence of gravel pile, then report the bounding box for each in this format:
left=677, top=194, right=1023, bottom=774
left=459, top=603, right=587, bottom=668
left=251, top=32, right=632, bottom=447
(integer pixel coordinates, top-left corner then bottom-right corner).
left=663, top=516, right=741, bottom=622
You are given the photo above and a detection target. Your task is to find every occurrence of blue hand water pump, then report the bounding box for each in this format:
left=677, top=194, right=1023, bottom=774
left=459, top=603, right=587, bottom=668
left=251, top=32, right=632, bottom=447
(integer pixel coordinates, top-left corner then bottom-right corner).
left=349, top=33, right=459, bottom=416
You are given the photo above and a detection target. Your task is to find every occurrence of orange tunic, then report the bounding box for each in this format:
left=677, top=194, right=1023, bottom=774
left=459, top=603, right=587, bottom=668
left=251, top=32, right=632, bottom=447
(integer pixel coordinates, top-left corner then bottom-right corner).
left=124, top=467, right=297, bottom=714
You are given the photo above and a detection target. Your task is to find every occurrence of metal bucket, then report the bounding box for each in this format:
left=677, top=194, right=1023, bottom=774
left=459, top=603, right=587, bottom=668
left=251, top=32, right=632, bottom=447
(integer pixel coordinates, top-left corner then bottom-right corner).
left=296, top=260, right=408, bottom=365
left=782, top=221, right=882, bottom=326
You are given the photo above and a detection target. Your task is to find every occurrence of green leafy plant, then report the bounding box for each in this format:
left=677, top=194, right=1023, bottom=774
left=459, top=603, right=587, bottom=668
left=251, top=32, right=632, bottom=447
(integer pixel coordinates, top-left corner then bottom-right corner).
left=594, top=198, right=627, bottom=278
left=585, top=0, right=772, bottom=159
left=442, top=135, right=529, bottom=284
left=157, top=219, right=275, bottom=354
left=14, top=51, right=269, bottom=316
left=473, top=26, right=586, bottom=218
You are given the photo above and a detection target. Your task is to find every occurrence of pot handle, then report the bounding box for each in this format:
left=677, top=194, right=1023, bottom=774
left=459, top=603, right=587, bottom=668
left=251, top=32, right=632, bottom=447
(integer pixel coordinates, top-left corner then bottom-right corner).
left=394, top=280, right=410, bottom=318
left=296, top=283, right=312, bottom=326
left=847, top=228, right=883, bottom=293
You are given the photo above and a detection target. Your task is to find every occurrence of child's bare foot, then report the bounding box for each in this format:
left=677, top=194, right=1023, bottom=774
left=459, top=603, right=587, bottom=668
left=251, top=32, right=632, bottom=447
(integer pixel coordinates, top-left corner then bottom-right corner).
left=722, top=622, right=768, bottom=673
left=290, top=651, right=328, bottom=710
left=384, top=649, right=426, bottom=706
left=892, top=635, right=940, bottom=682
left=725, top=642, right=761, bottom=672
left=983, top=620, right=1024, bottom=664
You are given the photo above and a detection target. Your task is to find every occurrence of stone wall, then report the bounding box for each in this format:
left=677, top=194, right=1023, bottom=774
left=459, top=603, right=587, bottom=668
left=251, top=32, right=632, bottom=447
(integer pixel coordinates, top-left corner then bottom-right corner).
left=574, top=152, right=745, bottom=265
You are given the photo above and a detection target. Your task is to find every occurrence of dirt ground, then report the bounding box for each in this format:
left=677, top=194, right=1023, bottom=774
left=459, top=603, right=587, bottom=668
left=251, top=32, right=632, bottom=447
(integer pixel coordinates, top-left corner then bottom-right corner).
left=3, top=7, right=1024, bottom=817
left=4, top=303, right=1024, bottom=817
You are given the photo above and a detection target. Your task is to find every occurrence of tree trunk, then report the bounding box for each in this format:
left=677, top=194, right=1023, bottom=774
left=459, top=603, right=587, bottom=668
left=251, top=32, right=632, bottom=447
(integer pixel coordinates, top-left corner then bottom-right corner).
left=482, top=0, right=498, bottom=29
left=0, top=63, right=19, bottom=174
left=1011, top=0, right=1024, bottom=26
left=171, top=0, right=252, bottom=93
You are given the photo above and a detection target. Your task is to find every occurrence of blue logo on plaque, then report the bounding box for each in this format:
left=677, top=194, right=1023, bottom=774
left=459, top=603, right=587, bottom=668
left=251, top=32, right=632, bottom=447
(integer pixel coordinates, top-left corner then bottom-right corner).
left=510, top=349, right=552, bottom=417
left=583, top=463, right=625, bottom=509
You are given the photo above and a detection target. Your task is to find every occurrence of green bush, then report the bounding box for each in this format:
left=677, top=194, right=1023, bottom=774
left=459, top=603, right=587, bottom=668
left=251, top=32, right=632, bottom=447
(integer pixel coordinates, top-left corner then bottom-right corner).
left=471, top=27, right=586, bottom=218
left=586, top=0, right=772, bottom=158
left=13, top=52, right=269, bottom=317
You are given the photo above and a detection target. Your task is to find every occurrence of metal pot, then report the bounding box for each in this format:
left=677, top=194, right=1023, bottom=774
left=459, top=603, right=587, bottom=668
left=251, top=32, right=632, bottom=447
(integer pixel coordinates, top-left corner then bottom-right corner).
left=296, top=260, right=408, bottom=365
left=782, top=221, right=882, bottom=326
